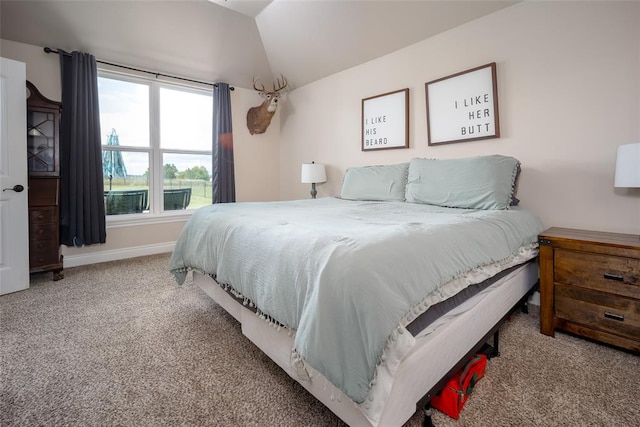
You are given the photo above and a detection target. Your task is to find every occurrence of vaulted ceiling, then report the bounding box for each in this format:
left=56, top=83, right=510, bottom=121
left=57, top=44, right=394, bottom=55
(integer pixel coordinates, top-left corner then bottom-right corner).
left=1, top=0, right=518, bottom=90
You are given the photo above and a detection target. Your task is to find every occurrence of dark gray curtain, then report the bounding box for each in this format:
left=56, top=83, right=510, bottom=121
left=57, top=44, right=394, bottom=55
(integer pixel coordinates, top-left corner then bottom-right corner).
left=212, top=83, right=236, bottom=203
left=59, top=51, right=106, bottom=246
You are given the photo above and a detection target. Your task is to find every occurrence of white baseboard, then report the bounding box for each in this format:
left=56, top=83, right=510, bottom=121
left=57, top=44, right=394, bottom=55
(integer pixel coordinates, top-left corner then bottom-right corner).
left=63, top=242, right=175, bottom=268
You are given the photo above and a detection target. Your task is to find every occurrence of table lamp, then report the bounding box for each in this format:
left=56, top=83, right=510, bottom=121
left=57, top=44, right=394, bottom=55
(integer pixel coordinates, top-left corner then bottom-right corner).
left=614, top=143, right=640, bottom=188
left=301, top=161, right=327, bottom=199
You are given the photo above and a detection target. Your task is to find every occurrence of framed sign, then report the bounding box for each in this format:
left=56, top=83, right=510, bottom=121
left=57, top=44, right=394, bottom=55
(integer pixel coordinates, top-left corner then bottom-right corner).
left=425, top=63, right=500, bottom=146
left=362, top=88, right=409, bottom=151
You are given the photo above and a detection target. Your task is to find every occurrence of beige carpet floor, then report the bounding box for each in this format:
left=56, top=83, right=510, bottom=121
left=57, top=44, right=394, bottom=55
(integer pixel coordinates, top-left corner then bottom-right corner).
left=1, top=253, right=638, bottom=426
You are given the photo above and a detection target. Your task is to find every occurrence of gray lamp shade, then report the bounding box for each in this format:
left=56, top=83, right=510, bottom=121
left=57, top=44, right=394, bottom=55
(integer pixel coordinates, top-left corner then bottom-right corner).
left=614, top=143, right=640, bottom=188
left=301, top=162, right=327, bottom=184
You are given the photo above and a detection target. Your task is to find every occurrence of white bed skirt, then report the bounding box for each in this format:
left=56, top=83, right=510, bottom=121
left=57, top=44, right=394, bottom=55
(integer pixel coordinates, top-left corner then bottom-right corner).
left=193, top=260, right=538, bottom=426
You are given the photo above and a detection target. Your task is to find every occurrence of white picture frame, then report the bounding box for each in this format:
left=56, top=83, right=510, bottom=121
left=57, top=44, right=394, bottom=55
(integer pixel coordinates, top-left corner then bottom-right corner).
left=361, top=88, right=409, bottom=151
left=426, top=63, right=500, bottom=146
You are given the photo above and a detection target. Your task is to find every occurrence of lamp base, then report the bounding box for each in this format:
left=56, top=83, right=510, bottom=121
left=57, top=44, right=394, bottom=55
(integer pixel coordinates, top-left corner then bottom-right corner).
left=310, top=183, right=317, bottom=199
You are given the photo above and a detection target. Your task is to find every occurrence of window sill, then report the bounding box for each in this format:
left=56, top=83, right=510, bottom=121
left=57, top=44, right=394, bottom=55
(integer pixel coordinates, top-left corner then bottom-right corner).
left=106, top=210, right=193, bottom=229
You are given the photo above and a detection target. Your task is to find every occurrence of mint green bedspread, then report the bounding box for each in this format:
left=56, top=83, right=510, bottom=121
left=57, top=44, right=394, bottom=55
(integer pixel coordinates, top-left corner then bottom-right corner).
left=169, top=198, right=544, bottom=403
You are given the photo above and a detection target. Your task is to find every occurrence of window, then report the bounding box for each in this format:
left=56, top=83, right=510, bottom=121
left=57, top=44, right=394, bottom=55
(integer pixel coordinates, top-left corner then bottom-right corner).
left=98, top=73, right=213, bottom=217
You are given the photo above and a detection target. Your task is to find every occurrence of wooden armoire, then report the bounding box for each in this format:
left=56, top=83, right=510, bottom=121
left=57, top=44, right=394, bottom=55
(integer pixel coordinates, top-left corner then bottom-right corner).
left=26, top=81, right=63, bottom=280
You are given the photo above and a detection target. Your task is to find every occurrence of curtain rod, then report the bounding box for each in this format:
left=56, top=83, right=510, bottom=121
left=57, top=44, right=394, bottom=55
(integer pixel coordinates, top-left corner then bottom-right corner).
left=44, top=47, right=234, bottom=90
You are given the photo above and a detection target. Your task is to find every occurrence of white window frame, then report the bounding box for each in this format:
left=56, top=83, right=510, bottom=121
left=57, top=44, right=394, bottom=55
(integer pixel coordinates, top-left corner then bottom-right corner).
left=98, top=70, right=213, bottom=225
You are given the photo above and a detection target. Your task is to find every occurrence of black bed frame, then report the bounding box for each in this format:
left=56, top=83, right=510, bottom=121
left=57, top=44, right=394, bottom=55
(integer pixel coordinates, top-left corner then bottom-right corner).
left=419, top=284, right=536, bottom=426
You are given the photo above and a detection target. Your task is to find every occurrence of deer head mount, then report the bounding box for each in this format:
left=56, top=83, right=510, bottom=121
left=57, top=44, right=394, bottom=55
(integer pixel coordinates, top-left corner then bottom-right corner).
left=246, top=75, right=288, bottom=135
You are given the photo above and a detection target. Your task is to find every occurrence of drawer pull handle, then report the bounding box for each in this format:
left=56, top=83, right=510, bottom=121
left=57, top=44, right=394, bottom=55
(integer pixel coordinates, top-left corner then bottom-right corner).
left=604, top=312, right=624, bottom=322
left=603, top=273, right=623, bottom=281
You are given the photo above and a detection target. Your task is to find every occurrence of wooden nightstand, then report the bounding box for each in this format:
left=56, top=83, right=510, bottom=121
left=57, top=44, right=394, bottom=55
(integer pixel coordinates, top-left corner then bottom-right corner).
left=538, top=227, right=640, bottom=353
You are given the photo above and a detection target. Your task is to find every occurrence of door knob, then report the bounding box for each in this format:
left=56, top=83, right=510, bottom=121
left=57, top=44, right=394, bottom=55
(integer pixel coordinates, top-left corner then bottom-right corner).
left=2, top=184, right=25, bottom=192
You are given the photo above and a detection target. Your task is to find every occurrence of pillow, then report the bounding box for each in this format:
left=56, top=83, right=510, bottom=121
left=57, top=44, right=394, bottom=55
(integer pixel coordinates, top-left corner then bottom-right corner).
left=340, top=163, right=408, bottom=201
left=510, top=163, right=521, bottom=206
left=405, top=155, right=520, bottom=210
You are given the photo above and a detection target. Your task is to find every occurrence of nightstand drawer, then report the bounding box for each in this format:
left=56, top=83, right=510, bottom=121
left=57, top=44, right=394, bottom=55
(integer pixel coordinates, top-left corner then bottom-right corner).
left=29, top=251, right=60, bottom=268
left=554, top=249, right=640, bottom=299
left=30, top=223, right=58, bottom=240
left=30, top=239, right=58, bottom=252
left=555, top=283, right=640, bottom=342
left=30, top=207, right=57, bottom=225
left=29, top=239, right=60, bottom=268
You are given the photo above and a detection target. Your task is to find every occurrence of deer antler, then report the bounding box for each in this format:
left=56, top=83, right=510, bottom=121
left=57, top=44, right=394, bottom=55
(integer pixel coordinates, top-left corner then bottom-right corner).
left=253, top=77, right=266, bottom=92
left=272, top=75, right=288, bottom=93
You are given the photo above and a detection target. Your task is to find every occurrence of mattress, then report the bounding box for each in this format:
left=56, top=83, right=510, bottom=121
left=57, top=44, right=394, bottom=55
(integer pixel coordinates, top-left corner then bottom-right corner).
left=406, top=261, right=530, bottom=336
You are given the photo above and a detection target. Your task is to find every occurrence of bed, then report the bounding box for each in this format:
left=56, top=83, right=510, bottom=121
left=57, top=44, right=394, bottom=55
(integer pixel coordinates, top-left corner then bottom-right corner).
left=169, top=155, right=544, bottom=426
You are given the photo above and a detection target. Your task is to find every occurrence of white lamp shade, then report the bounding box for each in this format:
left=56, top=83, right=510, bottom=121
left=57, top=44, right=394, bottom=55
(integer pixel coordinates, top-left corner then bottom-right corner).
left=301, top=162, right=327, bottom=184
left=614, top=143, right=640, bottom=188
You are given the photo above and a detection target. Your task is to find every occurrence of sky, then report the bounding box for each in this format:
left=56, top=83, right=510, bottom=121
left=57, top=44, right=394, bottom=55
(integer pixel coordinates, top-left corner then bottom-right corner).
left=98, top=76, right=213, bottom=176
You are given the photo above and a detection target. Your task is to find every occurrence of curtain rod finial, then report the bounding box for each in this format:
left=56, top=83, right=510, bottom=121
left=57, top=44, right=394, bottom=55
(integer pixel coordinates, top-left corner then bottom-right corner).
left=214, top=83, right=235, bottom=91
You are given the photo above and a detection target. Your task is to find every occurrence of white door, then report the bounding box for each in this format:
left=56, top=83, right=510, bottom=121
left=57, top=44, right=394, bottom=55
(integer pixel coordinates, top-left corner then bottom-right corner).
left=0, top=57, right=29, bottom=295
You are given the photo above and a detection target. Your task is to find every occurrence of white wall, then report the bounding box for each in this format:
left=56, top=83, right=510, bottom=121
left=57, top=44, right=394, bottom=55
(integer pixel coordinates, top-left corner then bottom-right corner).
left=3, top=0, right=639, bottom=269
left=1, top=40, right=60, bottom=99
left=1, top=39, right=281, bottom=266
left=280, top=1, right=640, bottom=235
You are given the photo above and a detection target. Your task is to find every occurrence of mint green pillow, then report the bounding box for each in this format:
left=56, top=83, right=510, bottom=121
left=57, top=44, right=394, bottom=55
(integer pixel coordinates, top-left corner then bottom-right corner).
left=405, top=155, right=520, bottom=210
left=340, top=163, right=408, bottom=201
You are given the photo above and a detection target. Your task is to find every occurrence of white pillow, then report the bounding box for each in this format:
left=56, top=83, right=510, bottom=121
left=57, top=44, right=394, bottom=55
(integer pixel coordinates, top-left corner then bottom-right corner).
left=340, top=163, right=408, bottom=202
left=405, top=155, right=520, bottom=210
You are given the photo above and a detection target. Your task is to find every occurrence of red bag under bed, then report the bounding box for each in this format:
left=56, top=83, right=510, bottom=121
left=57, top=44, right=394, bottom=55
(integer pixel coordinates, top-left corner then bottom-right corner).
left=430, top=354, right=488, bottom=419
